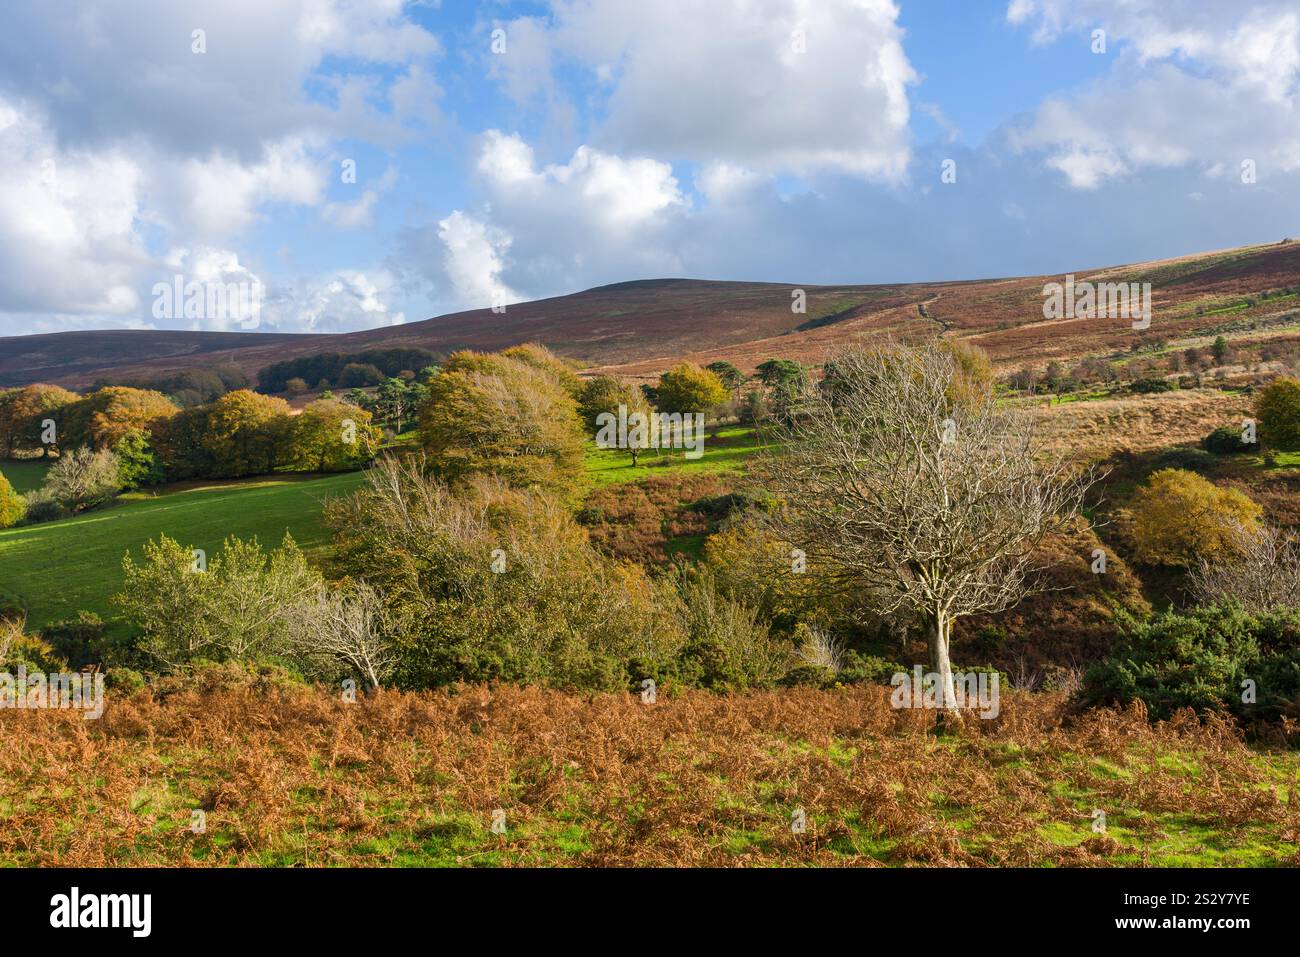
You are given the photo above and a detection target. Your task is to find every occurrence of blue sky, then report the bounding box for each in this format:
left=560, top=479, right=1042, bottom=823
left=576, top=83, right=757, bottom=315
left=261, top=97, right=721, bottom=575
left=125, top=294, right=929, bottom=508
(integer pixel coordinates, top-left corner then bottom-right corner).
left=1, top=0, right=1298, bottom=336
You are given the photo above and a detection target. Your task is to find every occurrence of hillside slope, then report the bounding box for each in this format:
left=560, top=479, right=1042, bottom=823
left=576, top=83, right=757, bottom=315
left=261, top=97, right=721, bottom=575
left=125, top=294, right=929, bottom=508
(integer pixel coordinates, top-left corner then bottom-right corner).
left=3, top=240, right=1298, bottom=388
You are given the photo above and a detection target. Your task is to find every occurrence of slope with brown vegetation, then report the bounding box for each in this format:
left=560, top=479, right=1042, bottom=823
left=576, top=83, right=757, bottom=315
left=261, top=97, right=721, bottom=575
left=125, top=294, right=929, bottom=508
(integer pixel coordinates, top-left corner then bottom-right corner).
left=2, top=673, right=1297, bottom=867
left=5, top=240, right=1299, bottom=391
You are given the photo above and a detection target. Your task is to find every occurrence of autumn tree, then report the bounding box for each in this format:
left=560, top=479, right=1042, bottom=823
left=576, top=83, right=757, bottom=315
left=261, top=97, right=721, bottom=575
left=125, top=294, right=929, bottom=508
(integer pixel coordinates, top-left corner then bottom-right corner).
left=655, top=362, right=728, bottom=417
left=0, top=384, right=78, bottom=457
left=418, top=350, right=585, bottom=495
left=1130, top=468, right=1261, bottom=566
left=290, top=399, right=380, bottom=472
left=579, top=375, right=656, bottom=466
left=758, top=341, right=1095, bottom=714
left=201, top=390, right=292, bottom=477
left=501, top=342, right=585, bottom=399
left=59, top=387, right=177, bottom=450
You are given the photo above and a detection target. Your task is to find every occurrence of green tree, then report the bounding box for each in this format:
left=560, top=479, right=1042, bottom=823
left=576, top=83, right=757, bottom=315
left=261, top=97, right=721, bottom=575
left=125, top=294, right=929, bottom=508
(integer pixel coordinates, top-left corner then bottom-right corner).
left=1212, top=335, right=1230, bottom=366
left=115, top=533, right=319, bottom=670
left=654, top=362, right=728, bottom=417
left=1256, top=377, right=1300, bottom=451
left=290, top=399, right=380, bottom=472
left=706, top=360, right=746, bottom=399
left=113, top=429, right=164, bottom=490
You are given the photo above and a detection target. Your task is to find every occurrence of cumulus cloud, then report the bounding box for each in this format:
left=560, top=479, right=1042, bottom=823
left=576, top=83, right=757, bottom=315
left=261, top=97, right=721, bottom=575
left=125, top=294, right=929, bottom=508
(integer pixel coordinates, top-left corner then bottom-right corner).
left=436, top=211, right=518, bottom=310
left=0, top=98, right=144, bottom=317
left=417, top=131, right=689, bottom=308
left=490, top=0, right=918, bottom=179
left=267, top=270, right=407, bottom=333
left=1008, top=1, right=1300, bottom=188
left=0, top=0, right=440, bottom=334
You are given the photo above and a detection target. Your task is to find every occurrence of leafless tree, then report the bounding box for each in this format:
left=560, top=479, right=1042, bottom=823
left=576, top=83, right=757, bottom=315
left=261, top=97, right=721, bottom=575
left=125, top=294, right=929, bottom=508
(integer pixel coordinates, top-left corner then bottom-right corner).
left=757, top=341, right=1097, bottom=713
left=284, top=583, right=396, bottom=690
left=1190, top=523, right=1300, bottom=614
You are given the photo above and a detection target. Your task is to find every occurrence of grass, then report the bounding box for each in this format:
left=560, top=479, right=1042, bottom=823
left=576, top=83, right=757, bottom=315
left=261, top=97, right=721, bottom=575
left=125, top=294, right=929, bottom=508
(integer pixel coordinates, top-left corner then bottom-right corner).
left=583, top=424, right=770, bottom=486
left=0, top=471, right=365, bottom=630
left=0, top=459, right=51, bottom=494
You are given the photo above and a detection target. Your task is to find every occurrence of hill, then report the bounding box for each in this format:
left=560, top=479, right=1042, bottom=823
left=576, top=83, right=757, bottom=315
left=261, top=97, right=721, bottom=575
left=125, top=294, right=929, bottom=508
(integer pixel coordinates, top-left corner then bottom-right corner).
left=2, top=240, right=1299, bottom=389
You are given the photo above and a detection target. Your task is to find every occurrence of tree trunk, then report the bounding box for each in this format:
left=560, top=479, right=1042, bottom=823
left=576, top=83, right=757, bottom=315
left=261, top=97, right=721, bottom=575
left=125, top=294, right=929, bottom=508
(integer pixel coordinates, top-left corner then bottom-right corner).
left=927, top=611, right=959, bottom=723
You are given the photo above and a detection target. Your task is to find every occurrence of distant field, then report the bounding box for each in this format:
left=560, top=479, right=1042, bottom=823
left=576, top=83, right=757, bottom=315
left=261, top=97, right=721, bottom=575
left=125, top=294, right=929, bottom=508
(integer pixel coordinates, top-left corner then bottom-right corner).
left=584, top=424, right=770, bottom=486
left=0, top=471, right=365, bottom=630
left=0, top=459, right=51, bottom=494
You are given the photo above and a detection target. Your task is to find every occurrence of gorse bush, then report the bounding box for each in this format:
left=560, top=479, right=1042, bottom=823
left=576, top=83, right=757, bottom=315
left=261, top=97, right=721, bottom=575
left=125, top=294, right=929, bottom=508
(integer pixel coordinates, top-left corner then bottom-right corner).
left=1080, top=605, right=1300, bottom=720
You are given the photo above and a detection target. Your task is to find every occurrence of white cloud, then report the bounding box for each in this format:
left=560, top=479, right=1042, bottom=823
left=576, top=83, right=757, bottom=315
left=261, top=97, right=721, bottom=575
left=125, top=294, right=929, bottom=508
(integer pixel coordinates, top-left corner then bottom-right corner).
left=436, top=211, right=518, bottom=309
left=0, top=98, right=145, bottom=319
left=492, top=0, right=918, bottom=180
left=1007, top=3, right=1300, bottom=189
left=322, top=166, right=399, bottom=230
left=268, top=270, right=407, bottom=333
left=1008, top=1, right=1300, bottom=99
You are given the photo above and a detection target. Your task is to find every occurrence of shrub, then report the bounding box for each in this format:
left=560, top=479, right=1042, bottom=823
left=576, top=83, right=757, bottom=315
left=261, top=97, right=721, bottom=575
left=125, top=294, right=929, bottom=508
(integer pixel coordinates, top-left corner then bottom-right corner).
left=20, top=493, right=66, bottom=524
left=670, top=565, right=793, bottom=690
left=1201, top=425, right=1253, bottom=455
left=1079, top=606, right=1259, bottom=718
left=40, top=446, right=122, bottom=512
left=1080, top=605, right=1300, bottom=720
left=40, top=612, right=116, bottom=670
left=1129, top=377, right=1176, bottom=394
left=0, top=471, right=24, bottom=528
left=1129, top=468, right=1261, bottom=565
left=114, top=533, right=320, bottom=671
left=324, top=455, right=687, bottom=691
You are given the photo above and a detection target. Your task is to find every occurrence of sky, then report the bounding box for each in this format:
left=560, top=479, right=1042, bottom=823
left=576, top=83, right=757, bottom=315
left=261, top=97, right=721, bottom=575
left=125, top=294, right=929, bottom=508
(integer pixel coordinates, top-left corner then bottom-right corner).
left=1, top=0, right=1298, bottom=337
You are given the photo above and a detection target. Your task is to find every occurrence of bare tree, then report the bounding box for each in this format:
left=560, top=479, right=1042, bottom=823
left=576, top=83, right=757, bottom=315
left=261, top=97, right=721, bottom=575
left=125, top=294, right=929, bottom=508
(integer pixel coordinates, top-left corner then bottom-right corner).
left=1190, top=523, right=1300, bottom=614
left=284, top=583, right=396, bottom=690
left=758, top=341, right=1096, bottom=713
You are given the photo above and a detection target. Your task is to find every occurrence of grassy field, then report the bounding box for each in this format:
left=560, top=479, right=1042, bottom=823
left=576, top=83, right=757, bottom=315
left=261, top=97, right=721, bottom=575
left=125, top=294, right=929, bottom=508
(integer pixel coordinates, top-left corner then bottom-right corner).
left=0, top=459, right=51, bottom=494
left=584, top=424, right=770, bottom=486
left=3, top=680, right=1296, bottom=867
left=0, top=425, right=764, bottom=631
left=0, top=471, right=365, bottom=629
